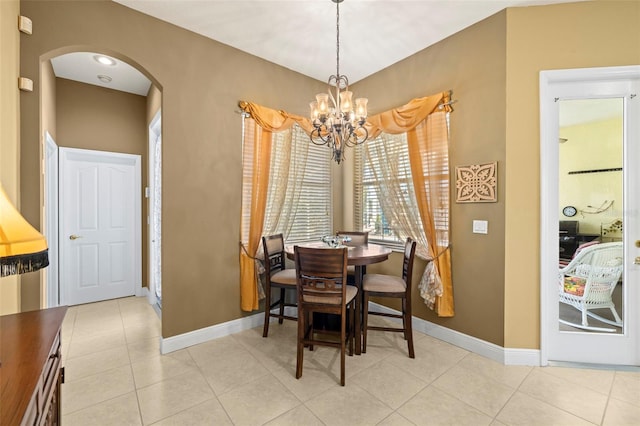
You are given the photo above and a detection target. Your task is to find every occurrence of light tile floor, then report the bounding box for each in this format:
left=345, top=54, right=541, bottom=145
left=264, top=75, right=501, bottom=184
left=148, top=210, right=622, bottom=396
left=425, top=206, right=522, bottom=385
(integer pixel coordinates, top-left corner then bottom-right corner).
left=60, top=297, right=640, bottom=425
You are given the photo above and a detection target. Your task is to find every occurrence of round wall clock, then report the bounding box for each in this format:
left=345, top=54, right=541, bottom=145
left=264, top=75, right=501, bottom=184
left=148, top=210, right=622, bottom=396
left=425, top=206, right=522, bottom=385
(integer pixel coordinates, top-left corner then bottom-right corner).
left=562, top=205, right=577, bottom=217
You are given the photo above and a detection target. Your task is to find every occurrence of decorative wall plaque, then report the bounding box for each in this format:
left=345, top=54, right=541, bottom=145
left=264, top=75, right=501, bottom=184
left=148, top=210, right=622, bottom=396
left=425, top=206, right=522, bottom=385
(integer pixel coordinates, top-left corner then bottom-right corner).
left=455, top=162, right=497, bottom=203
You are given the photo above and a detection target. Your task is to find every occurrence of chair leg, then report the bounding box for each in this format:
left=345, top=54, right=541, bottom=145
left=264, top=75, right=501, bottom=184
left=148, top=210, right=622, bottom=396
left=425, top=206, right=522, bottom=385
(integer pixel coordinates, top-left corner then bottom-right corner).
left=362, top=292, right=369, bottom=354
left=278, top=288, right=286, bottom=324
left=340, top=313, right=346, bottom=386
left=308, top=311, right=314, bottom=351
left=296, top=307, right=305, bottom=380
left=402, top=299, right=408, bottom=340
left=262, top=285, right=272, bottom=338
left=348, top=301, right=354, bottom=356
left=405, top=297, right=415, bottom=358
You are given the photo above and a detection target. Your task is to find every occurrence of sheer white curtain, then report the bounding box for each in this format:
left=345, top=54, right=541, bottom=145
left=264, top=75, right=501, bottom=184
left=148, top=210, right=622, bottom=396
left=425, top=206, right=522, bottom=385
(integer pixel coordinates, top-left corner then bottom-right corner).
left=263, top=125, right=310, bottom=239
left=364, top=133, right=431, bottom=258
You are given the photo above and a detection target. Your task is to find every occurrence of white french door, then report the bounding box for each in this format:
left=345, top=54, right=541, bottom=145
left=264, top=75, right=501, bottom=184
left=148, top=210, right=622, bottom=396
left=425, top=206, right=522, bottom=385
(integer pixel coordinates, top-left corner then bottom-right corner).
left=540, top=66, right=640, bottom=365
left=60, top=148, right=141, bottom=306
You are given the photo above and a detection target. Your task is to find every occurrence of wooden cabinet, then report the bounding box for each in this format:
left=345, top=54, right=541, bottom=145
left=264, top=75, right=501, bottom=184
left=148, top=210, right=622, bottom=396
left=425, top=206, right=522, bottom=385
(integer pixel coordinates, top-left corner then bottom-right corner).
left=0, top=306, right=68, bottom=426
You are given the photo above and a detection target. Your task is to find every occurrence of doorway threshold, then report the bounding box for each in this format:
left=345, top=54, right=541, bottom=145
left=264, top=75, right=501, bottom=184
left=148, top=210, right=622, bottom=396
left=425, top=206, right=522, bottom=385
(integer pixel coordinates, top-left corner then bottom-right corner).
left=547, top=360, right=640, bottom=372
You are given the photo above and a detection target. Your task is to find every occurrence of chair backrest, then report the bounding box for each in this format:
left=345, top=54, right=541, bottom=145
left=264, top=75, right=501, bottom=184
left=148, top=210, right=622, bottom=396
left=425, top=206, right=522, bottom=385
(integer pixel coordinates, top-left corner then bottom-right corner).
left=336, top=231, right=368, bottom=246
left=294, top=246, right=348, bottom=308
left=262, top=234, right=286, bottom=276
left=402, top=238, right=417, bottom=287
left=559, top=242, right=623, bottom=297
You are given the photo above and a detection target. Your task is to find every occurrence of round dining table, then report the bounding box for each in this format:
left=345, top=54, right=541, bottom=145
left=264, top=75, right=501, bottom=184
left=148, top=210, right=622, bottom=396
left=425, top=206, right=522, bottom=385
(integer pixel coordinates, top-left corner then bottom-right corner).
left=285, top=242, right=392, bottom=355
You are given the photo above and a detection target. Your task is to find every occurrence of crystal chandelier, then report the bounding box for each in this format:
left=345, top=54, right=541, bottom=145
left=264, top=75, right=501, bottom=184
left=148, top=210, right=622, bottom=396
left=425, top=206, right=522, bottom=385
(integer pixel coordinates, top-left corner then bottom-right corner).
left=309, top=0, right=368, bottom=164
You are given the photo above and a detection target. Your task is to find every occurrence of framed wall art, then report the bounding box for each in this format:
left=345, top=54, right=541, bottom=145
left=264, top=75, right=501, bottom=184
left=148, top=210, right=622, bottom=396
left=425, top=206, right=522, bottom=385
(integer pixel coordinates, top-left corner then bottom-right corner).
left=455, top=162, right=497, bottom=203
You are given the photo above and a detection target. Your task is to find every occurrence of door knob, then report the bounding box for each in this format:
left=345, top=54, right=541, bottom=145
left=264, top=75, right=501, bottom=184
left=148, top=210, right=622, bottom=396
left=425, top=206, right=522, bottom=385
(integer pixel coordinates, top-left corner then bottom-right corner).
left=636, top=240, right=640, bottom=248
left=69, top=234, right=82, bottom=240
left=635, top=256, right=640, bottom=265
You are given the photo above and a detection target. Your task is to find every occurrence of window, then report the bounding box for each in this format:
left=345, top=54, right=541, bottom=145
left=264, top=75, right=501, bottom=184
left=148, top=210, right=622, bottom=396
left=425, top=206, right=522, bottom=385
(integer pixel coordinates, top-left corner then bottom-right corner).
left=241, top=118, right=332, bottom=246
left=355, top=133, right=412, bottom=246
left=354, top=122, right=450, bottom=248
left=266, top=125, right=332, bottom=244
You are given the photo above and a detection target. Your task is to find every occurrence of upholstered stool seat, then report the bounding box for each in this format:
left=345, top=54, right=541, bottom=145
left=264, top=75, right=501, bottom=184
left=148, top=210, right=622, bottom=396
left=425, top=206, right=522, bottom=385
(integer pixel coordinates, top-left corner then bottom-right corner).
left=271, top=268, right=297, bottom=286
left=363, top=274, right=406, bottom=293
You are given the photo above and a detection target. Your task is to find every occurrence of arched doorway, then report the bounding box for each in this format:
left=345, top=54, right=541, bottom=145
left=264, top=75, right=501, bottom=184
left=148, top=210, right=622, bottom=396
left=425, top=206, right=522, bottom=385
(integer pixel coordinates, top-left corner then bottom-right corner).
left=41, top=49, right=162, bottom=311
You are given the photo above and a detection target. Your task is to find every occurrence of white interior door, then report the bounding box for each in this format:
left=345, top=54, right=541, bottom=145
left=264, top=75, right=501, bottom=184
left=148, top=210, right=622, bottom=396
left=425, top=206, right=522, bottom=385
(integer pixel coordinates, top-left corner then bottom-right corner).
left=540, top=66, right=640, bottom=366
left=60, top=148, right=141, bottom=306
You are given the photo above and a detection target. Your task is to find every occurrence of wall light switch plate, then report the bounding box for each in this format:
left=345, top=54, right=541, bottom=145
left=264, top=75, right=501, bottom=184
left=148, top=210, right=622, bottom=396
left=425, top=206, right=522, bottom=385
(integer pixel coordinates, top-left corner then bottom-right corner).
left=473, top=220, right=488, bottom=234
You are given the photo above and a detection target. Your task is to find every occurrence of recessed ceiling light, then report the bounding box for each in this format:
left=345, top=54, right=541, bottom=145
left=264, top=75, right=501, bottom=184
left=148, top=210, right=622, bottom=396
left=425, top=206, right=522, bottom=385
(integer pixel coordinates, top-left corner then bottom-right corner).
left=97, top=75, right=112, bottom=83
left=93, top=55, right=116, bottom=66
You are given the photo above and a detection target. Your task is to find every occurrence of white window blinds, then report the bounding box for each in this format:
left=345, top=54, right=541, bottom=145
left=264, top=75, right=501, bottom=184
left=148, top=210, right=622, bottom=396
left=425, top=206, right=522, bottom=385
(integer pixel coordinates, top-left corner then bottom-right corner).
left=241, top=118, right=332, bottom=246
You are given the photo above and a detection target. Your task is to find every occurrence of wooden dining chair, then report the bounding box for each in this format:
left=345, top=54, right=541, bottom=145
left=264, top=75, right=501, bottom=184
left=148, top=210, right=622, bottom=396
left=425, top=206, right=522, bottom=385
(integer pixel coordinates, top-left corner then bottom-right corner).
left=336, top=230, right=369, bottom=246
left=336, top=230, right=369, bottom=280
left=261, top=234, right=297, bottom=338
left=294, top=245, right=357, bottom=386
left=362, top=237, right=417, bottom=358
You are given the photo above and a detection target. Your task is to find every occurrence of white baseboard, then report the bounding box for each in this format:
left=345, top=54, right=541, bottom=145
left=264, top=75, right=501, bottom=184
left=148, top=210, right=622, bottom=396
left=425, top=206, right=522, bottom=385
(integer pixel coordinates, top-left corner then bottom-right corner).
left=161, top=311, right=266, bottom=354
left=368, top=302, right=540, bottom=366
left=160, top=302, right=540, bottom=365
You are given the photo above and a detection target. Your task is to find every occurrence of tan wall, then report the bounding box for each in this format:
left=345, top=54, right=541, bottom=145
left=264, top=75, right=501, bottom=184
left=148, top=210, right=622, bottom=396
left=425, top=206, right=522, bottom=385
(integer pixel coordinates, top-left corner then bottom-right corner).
left=41, top=60, right=57, bottom=141
left=19, top=0, right=327, bottom=337
left=56, top=78, right=146, bottom=155
left=354, top=11, right=508, bottom=345
left=504, top=0, right=640, bottom=349
left=23, top=59, right=58, bottom=312
left=0, top=0, right=21, bottom=314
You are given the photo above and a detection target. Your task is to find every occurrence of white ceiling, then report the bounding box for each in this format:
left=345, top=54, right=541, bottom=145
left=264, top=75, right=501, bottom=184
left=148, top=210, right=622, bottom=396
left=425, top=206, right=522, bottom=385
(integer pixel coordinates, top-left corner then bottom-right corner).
left=51, top=52, right=152, bottom=96
left=52, top=0, right=582, bottom=96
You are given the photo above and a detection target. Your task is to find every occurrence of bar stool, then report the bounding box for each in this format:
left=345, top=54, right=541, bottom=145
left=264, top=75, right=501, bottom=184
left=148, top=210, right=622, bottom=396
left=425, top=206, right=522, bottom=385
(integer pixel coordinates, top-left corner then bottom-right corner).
left=362, top=237, right=417, bottom=358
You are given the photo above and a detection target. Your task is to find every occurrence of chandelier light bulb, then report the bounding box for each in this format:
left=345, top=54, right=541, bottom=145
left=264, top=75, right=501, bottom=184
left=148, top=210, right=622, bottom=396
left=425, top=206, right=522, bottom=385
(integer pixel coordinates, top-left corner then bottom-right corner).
left=310, top=101, right=319, bottom=120
left=340, top=91, right=353, bottom=112
left=355, top=98, right=368, bottom=119
left=316, top=93, right=329, bottom=115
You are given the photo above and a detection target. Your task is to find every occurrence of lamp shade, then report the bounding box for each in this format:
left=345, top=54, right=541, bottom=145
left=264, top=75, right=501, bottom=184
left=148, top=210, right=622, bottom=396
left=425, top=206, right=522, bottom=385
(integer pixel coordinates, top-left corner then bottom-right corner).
left=0, top=184, right=49, bottom=277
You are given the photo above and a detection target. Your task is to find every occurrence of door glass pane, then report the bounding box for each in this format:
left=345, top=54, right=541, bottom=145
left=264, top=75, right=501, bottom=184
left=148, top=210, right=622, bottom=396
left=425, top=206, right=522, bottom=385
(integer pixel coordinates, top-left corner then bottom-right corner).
left=558, top=98, right=624, bottom=334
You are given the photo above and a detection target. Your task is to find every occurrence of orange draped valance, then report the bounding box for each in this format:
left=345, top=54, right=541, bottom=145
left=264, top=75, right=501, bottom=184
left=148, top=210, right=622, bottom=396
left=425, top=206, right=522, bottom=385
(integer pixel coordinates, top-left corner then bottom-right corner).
left=238, top=101, right=314, bottom=134
left=240, top=92, right=450, bottom=137
left=365, top=92, right=451, bottom=136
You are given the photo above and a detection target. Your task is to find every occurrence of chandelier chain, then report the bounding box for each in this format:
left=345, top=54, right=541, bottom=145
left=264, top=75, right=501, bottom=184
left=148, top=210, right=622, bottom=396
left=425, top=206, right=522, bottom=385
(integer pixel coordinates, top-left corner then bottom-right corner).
left=335, top=0, right=340, bottom=78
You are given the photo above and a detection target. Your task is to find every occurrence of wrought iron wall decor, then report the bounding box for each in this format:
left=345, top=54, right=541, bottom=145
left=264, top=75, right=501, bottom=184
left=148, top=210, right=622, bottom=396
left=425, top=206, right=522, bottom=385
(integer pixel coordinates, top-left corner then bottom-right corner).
left=455, top=162, right=498, bottom=203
